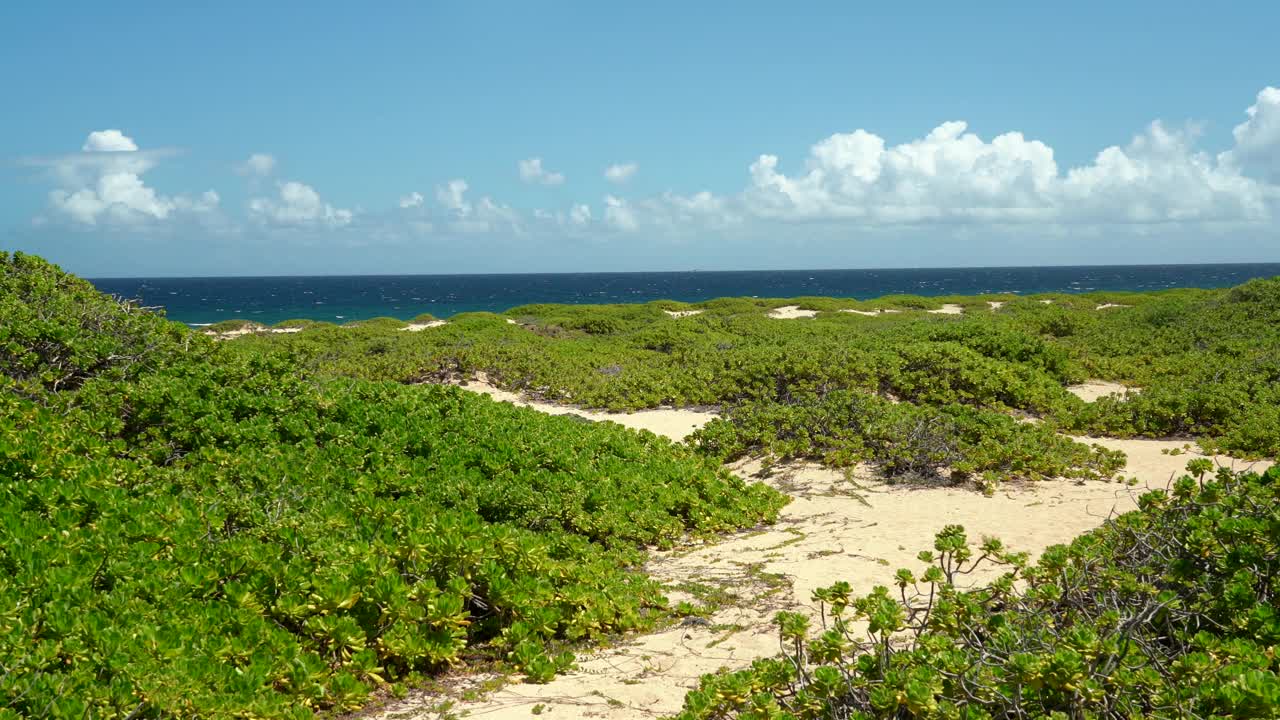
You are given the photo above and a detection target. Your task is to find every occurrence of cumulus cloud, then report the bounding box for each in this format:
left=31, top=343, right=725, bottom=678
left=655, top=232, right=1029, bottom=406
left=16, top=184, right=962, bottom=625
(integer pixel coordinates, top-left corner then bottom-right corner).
left=518, top=157, right=565, bottom=185
left=435, top=178, right=521, bottom=233
left=237, top=153, right=277, bottom=177
left=399, top=191, right=425, bottom=209
left=1221, top=86, right=1280, bottom=184
left=249, top=181, right=353, bottom=227
left=742, top=107, right=1274, bottom=226
left=603, top=195, right=638, bottom=231
left=82, top=129, right=139, bottom=152
left=569, top=203, right=592, bottom=226
left=604, top=163, right=638, bottom=184
left=30, top=129, right=220, bottom=226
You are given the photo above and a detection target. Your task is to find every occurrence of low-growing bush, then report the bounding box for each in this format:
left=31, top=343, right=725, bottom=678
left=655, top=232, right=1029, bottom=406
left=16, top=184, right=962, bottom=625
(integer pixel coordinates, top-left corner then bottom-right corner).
left=677, top=462, right=1280, bottom=719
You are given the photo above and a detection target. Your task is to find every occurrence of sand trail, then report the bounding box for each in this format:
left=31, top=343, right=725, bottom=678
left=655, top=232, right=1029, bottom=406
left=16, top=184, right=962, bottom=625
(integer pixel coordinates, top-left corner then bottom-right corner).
left=371, top=385, right=1269, bottom=720
left=926, top=304, right=964, bottom=315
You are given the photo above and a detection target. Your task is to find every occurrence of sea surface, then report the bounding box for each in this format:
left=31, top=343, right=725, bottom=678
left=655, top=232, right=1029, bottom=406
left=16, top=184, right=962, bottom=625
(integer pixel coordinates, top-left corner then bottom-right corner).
left=89, top=263, right=1280, bottom=327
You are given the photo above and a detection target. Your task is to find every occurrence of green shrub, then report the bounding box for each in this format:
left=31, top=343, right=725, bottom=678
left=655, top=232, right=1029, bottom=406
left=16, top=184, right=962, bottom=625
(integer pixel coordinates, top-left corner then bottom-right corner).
left=676, top=463, right=1280, bottom=719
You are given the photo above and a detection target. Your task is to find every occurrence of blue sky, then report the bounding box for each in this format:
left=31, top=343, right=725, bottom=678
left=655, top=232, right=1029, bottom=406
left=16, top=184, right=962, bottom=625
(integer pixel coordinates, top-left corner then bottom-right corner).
left=3, top=2, right=1278, bottom=276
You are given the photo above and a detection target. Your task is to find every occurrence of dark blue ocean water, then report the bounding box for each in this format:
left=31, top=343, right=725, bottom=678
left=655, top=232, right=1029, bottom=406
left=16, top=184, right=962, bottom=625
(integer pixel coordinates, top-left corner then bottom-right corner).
left=89, top=264, right=1280, bottom=327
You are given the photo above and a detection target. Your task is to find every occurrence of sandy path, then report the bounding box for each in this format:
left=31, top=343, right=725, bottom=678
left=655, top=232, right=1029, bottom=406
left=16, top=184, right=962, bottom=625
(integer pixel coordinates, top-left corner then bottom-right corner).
left=927, top=303, right=964, bottom=315
left=371, top=388, right=1269, bottom=720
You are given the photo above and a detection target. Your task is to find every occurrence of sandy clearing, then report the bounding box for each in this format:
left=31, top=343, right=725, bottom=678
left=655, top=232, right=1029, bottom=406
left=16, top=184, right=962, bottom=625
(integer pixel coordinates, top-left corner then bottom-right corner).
left=371, top=385, right=1271, bottom=720
left=839, top=308, right=901, bottom=316
left=664, top=309, right=704, bottom=318
left=506, top=318, right=518, bottom=324
left=375, top=418, right=1268, bottom=720
left=401, top=320, right=448, bottom=331
left=988, top=301, right=1006, bottom=310
left=1039, top=299, right=1053, bottom=304
left=927, top=303, right=964, bottom=315
left=1096, top=303, right=1132, bottom=310
left=1067, top=380, right=1135, bottom=402
left=459, top=380, right=717, bottom=442
left=768, top=305, right=818, bottom=319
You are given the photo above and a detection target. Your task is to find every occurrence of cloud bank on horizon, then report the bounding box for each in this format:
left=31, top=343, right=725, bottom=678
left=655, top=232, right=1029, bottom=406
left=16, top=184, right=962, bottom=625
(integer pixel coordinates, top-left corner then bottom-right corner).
left=14, top=85, right=1280, bottom=271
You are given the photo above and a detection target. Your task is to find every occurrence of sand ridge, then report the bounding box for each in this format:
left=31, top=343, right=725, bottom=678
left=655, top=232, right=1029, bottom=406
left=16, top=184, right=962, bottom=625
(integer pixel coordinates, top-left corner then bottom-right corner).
left=370, top=384, right=1270, bottom=720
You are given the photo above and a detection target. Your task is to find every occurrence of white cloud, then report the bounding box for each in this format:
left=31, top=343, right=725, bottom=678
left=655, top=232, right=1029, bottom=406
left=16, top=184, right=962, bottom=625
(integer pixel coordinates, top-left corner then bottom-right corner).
left=82, top=129, right=139, bottom=152
left=35, top=130, right=219, bottom=226
left=237, top=153, right=277, bottom=177
left=569, top=203, right=592, bottom=226
left=741, top=108, right=1274, bottom=226
left=603, top=195, right=638, bottom=231
left=435, top=178, right=521, bottom=233
left=399, top=191, right=425, bottom=208
left=1222, top=86, right=1280, bottom=184
left=518, top=157, right=565, bottom=186
left=604, top=163, right=638, bottom=184
left=249, top=181, right=353, bottom=227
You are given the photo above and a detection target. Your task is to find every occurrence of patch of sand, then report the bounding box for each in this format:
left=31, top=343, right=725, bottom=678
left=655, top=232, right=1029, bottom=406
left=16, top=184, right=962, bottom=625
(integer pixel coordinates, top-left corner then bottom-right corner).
left=1096, top=303, right=1132, bottom=310
left=459, top=380, right=717, bottom=442
left=927, top=303, right=964, bottom=315
left=768, top=305, right=818, bottom=319
left=270, top=327, right=303, bottom=334
left=400, top=320, right=448, bottom=331
left=375, top=407, right=1269, bottom=720
left=1039, top=299, right=1054, bottom=305
left=664, top=309, right=704, bottom=318
left=988, top=301, right=1006, bottom=310
left=839, top=308, right=901, bottom=316
left=1067, top=380, right=1136, bottom=402
left=506, top=318, right=518, bottom=324
left=379, top=385, right=1274, bottom=720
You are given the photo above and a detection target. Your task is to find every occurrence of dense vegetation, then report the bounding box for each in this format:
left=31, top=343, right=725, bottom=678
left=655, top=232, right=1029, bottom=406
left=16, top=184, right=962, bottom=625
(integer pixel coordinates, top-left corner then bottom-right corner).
left=0, top=253, right=783, bottom=718
left=235, top=274, right=1280, bottom=484
left=676, top=461, right=1280, bottom=719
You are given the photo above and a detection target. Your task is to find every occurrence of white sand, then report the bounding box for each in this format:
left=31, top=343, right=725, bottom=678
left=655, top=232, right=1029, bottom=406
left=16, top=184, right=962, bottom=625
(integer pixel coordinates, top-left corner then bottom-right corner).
left=400, top=320, right=448, bottom=331
left=376, top=408, right=1268, bottom=720
left=1067, top=380, right=1135, bottom=402
left=927, top=303, right=964, bottom=315
left=988, top=301, right=1006, bottom=310
left=1039, top=299, right=1054, bottom=304
left=1095, top=303, right=1132, bottom=310
left=768, top=305, right=818, bottom=319
left=506, top=318, right=518, bottom=324
left=270, top=327, right=302, bottom=334
left=372, top=384, right=1271, bottom=720
left=840, top=308, right=900, bottom=316
left=460, top=380, right=717, bottom=442
left=664, top=309, right=704, bottom=318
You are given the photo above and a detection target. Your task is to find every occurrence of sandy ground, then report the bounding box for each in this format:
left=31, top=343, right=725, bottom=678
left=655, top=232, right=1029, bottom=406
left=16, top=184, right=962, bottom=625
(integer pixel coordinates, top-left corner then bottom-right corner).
left=839, top=308, right=901, bottom=317
left=1067, top=380, right=1135, bottom=402
left=927, top=304, right=964, bottom=315
left=402, top=320, right=449, bottom=331
left=369, top=386, right=1270, bottom=720
left=768, top=305, right=818, bottom=319
left=1095, top=303, right=1132, bottom=310
left=664, top=309, right=704, bottom=318
left=988, top=301, right=1006, bottom=310
left=459, top=380, right=717, bottom=441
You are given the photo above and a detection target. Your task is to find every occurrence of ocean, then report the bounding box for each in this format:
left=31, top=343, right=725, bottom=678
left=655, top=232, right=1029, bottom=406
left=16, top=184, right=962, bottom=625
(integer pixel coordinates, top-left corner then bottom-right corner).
left=89, top=263, right=1280, bottom=327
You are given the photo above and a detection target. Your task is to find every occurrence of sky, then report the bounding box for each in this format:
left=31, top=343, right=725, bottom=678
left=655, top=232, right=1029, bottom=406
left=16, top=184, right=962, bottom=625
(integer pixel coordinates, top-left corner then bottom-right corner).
left=2, top=2, right=1278, bottom=277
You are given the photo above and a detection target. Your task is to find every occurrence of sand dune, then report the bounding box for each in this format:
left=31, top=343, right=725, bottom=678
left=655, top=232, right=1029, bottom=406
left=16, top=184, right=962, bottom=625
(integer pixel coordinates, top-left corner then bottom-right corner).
left=372, top=384, right=1269, bottom=720
left=927, top=303, right=964, bottom=315
left=1096, top=303, right=1132, bottom=310
left=664, top=309, right=704, bottom=318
